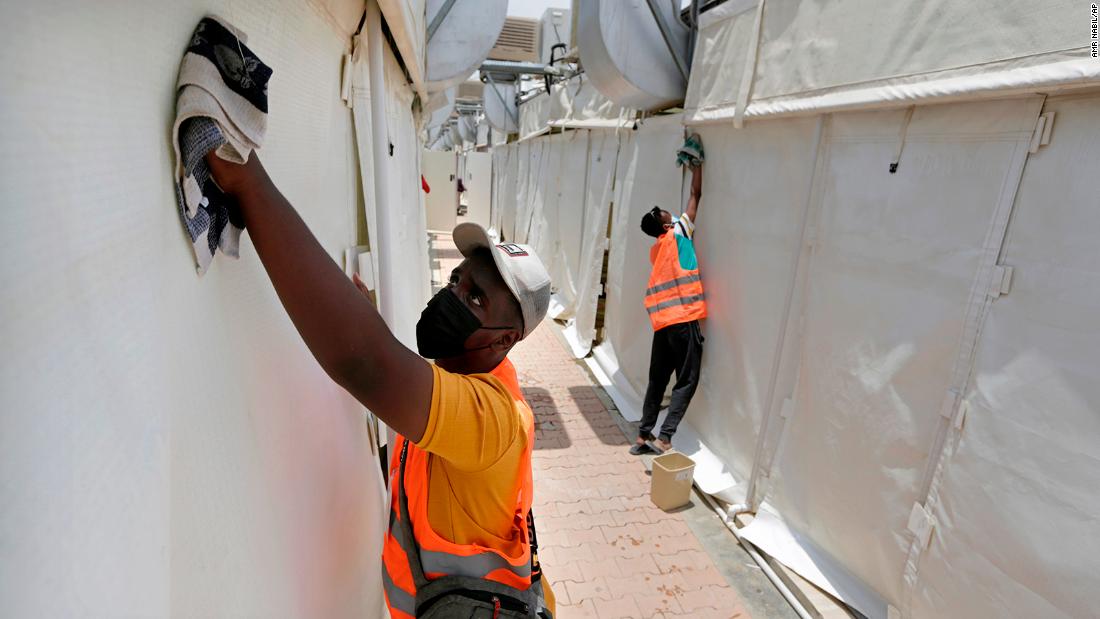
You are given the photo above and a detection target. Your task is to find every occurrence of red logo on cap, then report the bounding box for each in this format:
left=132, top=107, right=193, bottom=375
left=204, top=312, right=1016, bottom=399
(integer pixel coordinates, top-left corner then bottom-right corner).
left=498, top=244, right=528, bottom=257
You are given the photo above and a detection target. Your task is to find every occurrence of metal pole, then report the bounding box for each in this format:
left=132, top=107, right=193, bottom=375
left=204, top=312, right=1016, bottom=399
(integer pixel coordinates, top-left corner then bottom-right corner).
left=644, top=0, right=690, bottom=81
left=479, top=60, right=561, bottom=77
left=426, top=0, right=458, bottom=42
left=688, top=0, right=700, bottom=66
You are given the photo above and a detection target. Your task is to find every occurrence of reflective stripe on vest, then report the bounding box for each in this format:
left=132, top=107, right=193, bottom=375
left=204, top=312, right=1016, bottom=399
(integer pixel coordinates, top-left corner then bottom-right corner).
left=645, top=231, right=707, bottom=330
left=382, top=358, right=536, bottom=617
left=645, top=273, right=701, bottom=297
left=382, top=565, right=417, bottom=616
left=386, top=510, right=532, bottom=579
left=647, top=293, right=706, bottom=315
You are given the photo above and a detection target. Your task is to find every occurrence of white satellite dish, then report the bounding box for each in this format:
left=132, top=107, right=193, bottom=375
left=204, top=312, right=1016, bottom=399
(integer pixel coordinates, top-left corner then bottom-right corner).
left=425, top=0, right=508, bottom=92
left=476, top=120, right=490, bottom=147
left=482, top=81, right=518, bottom=134
left=424, top=87, right=456, bottom=129
left=426, top=125, right=449, bottom=150
left=576, top=0, right=688, bottom=111
left=457, top=113, right=479, bottom=142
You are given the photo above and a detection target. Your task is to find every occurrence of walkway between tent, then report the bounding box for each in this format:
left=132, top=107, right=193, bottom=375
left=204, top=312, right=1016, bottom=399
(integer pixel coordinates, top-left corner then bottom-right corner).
left=429, top=232, right=799, bottom=619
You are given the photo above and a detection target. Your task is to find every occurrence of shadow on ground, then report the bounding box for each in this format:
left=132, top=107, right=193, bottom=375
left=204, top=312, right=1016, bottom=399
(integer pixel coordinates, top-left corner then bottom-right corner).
left=522, top=387, right=572, bottom=450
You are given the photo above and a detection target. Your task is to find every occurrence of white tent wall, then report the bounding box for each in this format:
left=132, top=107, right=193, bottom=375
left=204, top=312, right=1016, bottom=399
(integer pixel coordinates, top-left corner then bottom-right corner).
left=908, top=92, right=1100, bottom=619
left=520, top=91, right=553, bottom=142
left=584, top=113, right=811, bottom=501
left=490, top=144, right=517, bottom=237
left=377, top=35, right=432, bottom=349
left=423, top=149, right=458, bottom=231
left=742, top=96, right=1046, bottom=617
left=487, top=128, right=625, bottom=358
left=680, top=115, right=824, bottom=504
left=498, top=49, right=1100, bottom=616
left=686, top=0, right=1094, bottom=123
left=591, top=116, right=682, bottom=416
left=460, top=151, right=492, bottom=228
left=549, top=74, right=635, bottom=129
left=0, top=1, right=433, bottom=616
left=503, top=142, right=526, bottom=242
left=526, top=131, right=590, bottom=322
left=560, top=129, right=624, bottom=357
left=525, top=135, right=563, bottom=275
left=548, top=131, right=591, bottom=320
left=513, top=140, right=546, bottom=245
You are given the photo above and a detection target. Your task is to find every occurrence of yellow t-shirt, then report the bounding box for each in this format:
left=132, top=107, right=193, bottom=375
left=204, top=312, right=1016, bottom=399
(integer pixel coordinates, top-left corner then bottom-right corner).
left=416, top=363, right=532, bottom=547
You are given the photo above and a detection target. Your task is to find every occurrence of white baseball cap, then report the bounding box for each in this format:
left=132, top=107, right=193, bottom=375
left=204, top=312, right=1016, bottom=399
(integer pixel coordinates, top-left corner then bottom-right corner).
left=452, top=223, right=551, bottom=340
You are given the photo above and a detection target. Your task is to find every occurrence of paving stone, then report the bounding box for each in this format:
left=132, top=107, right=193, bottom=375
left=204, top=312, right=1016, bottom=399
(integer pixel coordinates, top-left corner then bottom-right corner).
left=593, top=595, right=644, bottom=619
left=558, top=598, right=599, bottom=618
left=632, top=592, right=684, bottom=618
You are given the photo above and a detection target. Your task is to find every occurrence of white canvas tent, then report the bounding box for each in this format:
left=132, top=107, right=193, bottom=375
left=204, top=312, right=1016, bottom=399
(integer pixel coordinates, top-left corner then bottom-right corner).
left=1, top=1, right=431, bottom=616
left=494, top=1, right=1100, bottom=616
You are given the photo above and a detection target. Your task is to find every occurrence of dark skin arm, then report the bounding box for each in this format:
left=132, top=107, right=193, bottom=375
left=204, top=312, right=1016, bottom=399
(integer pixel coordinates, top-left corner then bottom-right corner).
left=208, top=152, right=433, bottom=442
left=685, top=163, right=702, bottom=223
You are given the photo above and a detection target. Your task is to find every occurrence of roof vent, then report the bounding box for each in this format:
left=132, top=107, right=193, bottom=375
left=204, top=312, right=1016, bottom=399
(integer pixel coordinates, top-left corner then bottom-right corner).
left=488, top=17, right=540, bottom=63
left=576, top=0, right=688, bottom=111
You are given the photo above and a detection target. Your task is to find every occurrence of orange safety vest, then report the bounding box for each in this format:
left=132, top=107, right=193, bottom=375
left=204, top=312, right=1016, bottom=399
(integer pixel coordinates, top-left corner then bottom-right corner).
left=645, top=229, right=707, bottom=331
left=382, top=358, right=539, bottom=618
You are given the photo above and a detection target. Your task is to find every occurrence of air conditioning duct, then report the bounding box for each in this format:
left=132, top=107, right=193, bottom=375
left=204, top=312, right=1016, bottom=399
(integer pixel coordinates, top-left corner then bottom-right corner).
left=576, top=0, right=688, bottom=111
left=423, top=86, right=456, bottom=130
left=424, top=0, right=508, bottom=93
left=482, top=79, right=518, bottom=134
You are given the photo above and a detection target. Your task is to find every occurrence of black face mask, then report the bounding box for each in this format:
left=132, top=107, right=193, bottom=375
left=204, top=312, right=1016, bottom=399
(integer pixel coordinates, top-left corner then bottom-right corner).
left=415, top=288, right=513, bottom=359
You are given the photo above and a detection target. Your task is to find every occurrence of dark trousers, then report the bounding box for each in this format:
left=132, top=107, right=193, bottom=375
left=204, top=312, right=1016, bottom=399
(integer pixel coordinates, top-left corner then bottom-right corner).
left=638, top=320, right=704, bottom=443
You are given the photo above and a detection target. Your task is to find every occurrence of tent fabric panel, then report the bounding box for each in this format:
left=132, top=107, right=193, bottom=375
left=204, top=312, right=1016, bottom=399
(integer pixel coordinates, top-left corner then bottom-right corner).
left=490, top=145, right=516, bottom=237
left=514, top=140, right=545, bottom=244
left=379, top=41, right=432, bottom=349
left=910, top=92, right=1100, bottom=619
left=0, top=1, right=388, bottom=617
left=762, top=97, right=1042, bottom=612
left=551, top=74, right=634, bottom=127
left=562, top=129, right=624, bottom=357
left=598, top=116, right=686, bottom=401
left=684, top=116, right=822, bottom=497
left=544, top=131, right=592, bottom=320
left=686, top=0, right=1090, bottom=123
left=519, top=92, right=553, bottom=142
left=526, top=132, right=566, bottom=261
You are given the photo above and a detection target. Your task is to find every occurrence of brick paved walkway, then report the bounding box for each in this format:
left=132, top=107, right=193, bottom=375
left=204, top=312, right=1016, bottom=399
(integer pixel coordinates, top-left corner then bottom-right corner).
left=431, top=233, right=748, bottom=618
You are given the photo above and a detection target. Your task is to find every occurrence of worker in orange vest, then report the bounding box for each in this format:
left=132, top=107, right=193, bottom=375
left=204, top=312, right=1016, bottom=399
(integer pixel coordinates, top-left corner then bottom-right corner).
left=632, top=136, right=707, bottom=455
left=205, top=152, right=555, bottom=617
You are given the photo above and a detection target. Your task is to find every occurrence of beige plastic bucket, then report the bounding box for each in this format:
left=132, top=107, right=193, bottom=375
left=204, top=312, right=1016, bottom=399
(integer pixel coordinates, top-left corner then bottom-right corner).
left=650, top=451, right=695, bottom=511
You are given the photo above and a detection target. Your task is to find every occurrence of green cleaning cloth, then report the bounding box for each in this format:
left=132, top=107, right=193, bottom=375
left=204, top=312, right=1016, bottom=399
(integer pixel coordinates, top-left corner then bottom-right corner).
left=676, top=133, right=704, bottom=167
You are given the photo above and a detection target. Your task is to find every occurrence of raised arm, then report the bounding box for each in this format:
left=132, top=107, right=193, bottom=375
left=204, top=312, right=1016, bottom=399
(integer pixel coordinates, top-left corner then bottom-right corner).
left=685, top=163, right=703, bottom=223
left=208, top=152, right=433, bottom=442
